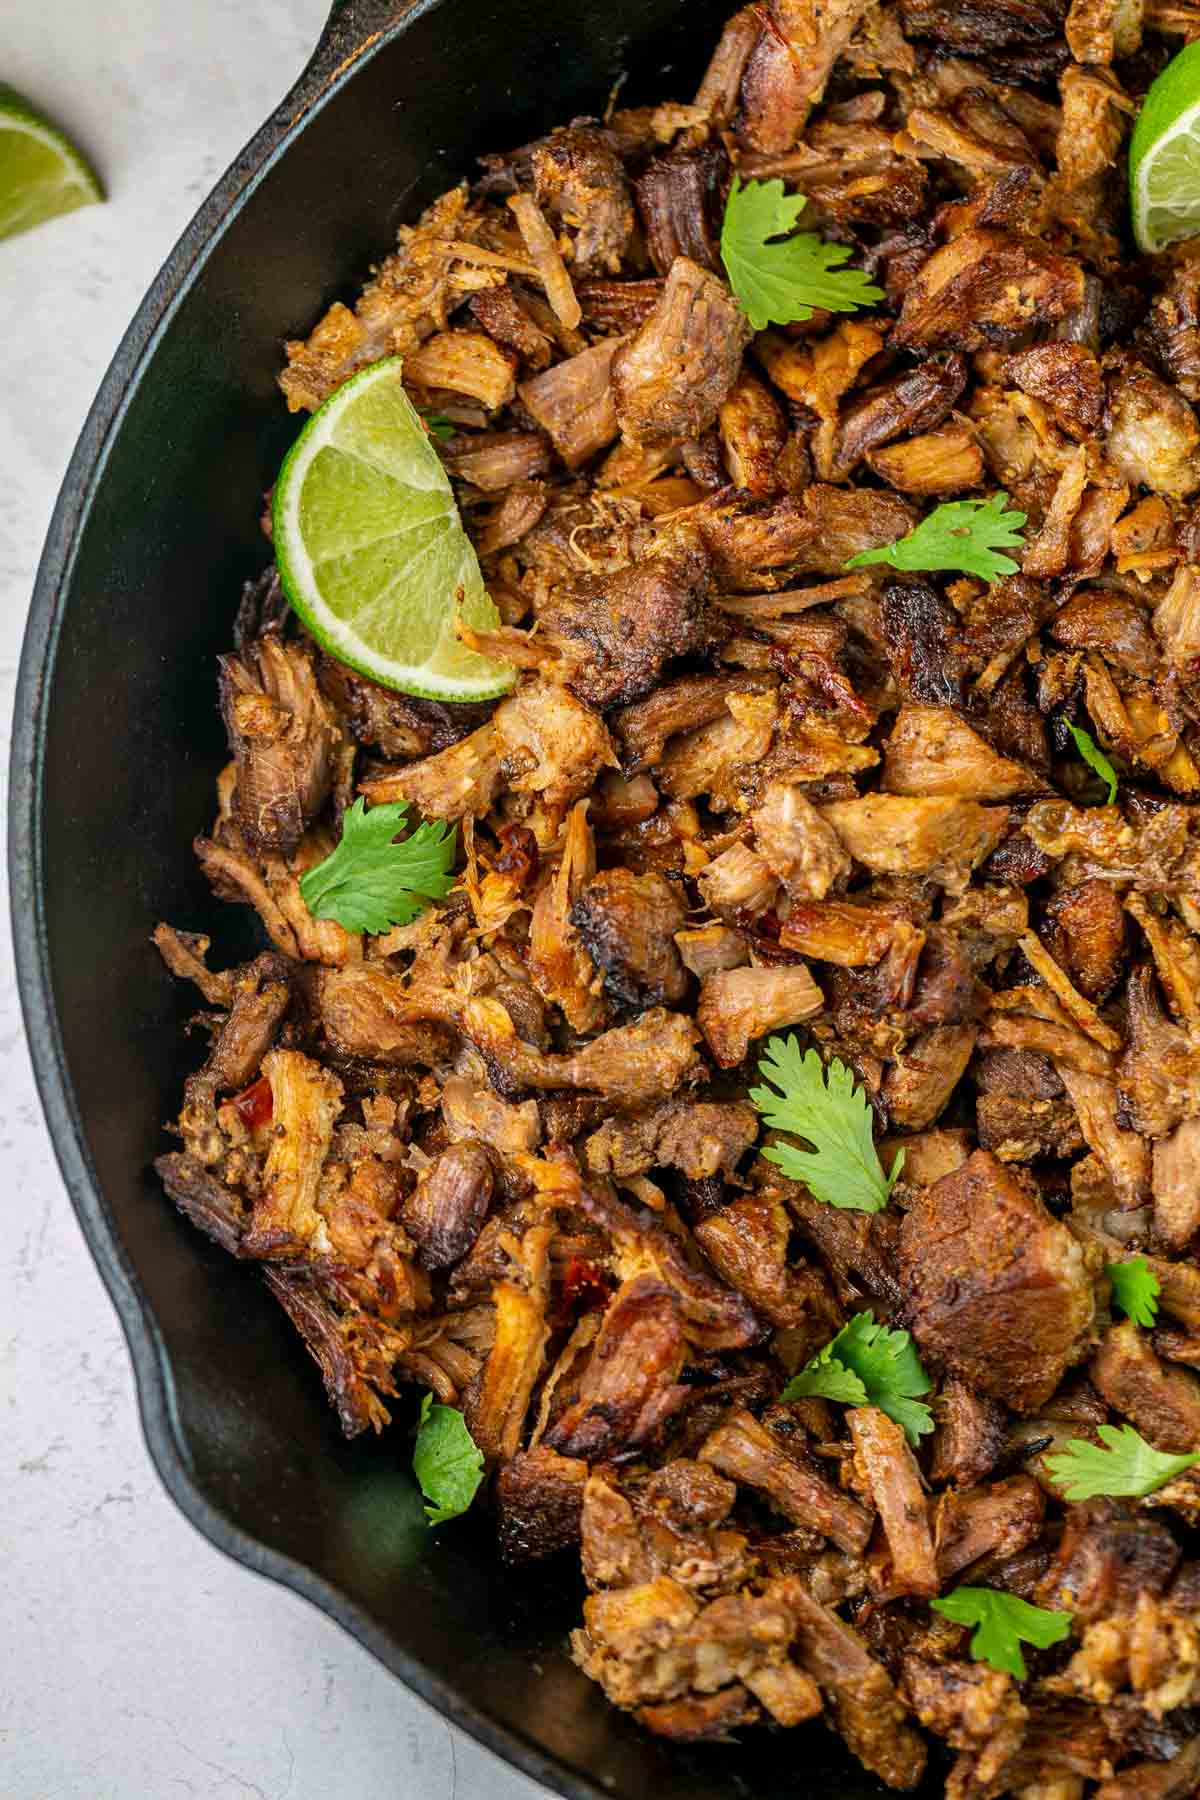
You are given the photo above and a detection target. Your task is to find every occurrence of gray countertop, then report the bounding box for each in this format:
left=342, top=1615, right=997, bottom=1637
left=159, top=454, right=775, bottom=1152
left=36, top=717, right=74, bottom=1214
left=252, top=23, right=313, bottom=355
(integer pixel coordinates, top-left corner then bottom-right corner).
left=0, top=5, right=549, bottom=1795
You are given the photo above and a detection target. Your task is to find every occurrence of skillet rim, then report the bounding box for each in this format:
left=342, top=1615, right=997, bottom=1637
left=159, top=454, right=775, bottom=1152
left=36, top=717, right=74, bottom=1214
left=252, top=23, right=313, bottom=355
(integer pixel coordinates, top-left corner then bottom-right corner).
left=7, top=6, right=599, bottom=1795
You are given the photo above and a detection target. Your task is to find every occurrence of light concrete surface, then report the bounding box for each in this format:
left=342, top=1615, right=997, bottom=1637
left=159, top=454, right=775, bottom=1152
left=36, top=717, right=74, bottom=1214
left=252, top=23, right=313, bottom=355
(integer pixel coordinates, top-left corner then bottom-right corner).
left=0, top=6, right=550, bottom=1797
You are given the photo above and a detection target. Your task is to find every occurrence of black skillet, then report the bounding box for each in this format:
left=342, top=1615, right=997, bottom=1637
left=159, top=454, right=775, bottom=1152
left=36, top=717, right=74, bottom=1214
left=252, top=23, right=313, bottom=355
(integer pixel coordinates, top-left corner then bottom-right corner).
left=10, top=2, right=907, bottom=1794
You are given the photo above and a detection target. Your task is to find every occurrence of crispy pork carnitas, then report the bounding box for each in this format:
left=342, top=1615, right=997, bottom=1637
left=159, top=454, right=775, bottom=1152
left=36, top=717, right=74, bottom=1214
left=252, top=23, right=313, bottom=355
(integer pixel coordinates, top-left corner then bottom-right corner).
left=156, top=3, right=1200, bottom=1790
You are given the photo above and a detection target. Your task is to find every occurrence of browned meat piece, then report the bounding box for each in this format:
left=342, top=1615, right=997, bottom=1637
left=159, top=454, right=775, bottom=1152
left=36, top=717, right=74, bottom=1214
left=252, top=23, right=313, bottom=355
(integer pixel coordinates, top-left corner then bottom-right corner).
left=884, top=704, right=1044, bottom=799
left=496, top=1445, right=588, bottom=1562
left=441, top=1077, right=541, bottom=1157
left=613, top=671, right=776, bottom=772
left=1005, top=343, right=1104, bottom=440
left=611, top=258, right=750, bottom=447
left=718, top=369, right=786, bottom=495
left=1153, top=1117, right=1200, bottom=1251
left=634, top=147, right=724, bottom=277
left=900, top=1151, right=1097, bottom=1412
left=1093, top=1739, right=1200, bottom=1800
left=894, top=229, right=1085, bottom=353
left=976, top=1048, right=1084, bottom=1163
left=700, top=1410, right=875, bottom=1554
left=780, top=898, right=917, bottom=968
left=585, top=1100, right=757, bottom=1181
left=406, top=329, right=517, bottom=408
left=152, top=924, right=236, bottom=1008
left=571, top=867, right=687, bottom=1007
left=1042, top=880, right=1126, bottom=1002
left=831, top=355, right=966, bottom=478
left=319, top=964, right=455, bottom=1068
left=885, top=1024, right=978, bottom=1130
left=848, top=1407, right=938, bottom=1597
left=493, top=676, right=615, bottom=807
left=219, top=636, right=343, bottom=857
left=694, top=1193, right=818, bottom=1328
left=697, top=963, right=824, bottom=1067
left=880, top=580, right=968, bottom=708
left=156, top=1152, right=246, bottom=1256
left=531, top=125, right=633, bottom=275
left=1106, top=357, right=1200, bottom=499
left=440, top=428, right=551, bottom=492
left=699, top=484, right=917, bottom=585
left=402, top=1141, right=495, bottom=1270
left=902, top=1657, right=1027, bottom=1800
left=1066, top=0, right=1143, bottom=61
left=518, top=340, right=620, bottom=468
left=579, top=1463, right=753, bottom=1595
left=468, top=285, right=552, bottom=370
left=675, top=924, right=749, bottom=979
left=868, top=423, right=985, bottom=495
left=240, top=1050, right=342, bottom=1260
left=1092, top=1320, right=1200, bottom=1453
left=787, top=1583, right=928, bottom=1790
left=263, top=1270, right=409, bottom=1436
left=463, top=1223, right=551, bottom=1464
left=635, top=1688, right=763, bottom=1740
left=359, top=720, right=501, bottom=820
left=902, top=0, right=1066, bottom=45
left=546, top=1277, right=688, bottom=1460
left=279, top=186, right=482, bottom=412
left=318, top=656, right=493, bottom=759
left=821, top=795, right=1009, bottom=890
left=934, top=1476, right=1046, bottom=1582
left=1151, top=261, right=1200, bottom=402
left=573, top=1572, right=822, bottom=1731
left=1118, top=963, right=1200, bottom=1140
left=740, top=0, right=873, bottom=153
left=752, top=780, right=852, bottom=901
left=1038, top=1499, right=1180, bottom=1623
left=1154, top=561, right=1200, bottom=669
left=537, top=527, right=713, bottom=710
left=786, top=1189, right=904, bottom=1314
left=202, top=952, right=292, bottom=1092
left=930, top=1378, right=1007, bottom=1489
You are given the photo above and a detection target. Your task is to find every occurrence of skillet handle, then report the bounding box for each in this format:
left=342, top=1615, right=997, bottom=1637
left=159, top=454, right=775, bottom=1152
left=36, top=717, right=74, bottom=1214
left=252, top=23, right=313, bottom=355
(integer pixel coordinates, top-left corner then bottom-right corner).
left=290, top=0, right=415, bottom=108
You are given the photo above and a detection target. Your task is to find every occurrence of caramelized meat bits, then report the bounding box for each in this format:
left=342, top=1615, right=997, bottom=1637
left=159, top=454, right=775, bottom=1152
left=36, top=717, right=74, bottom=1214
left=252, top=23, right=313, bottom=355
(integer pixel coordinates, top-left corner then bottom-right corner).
left=157, top=4, right=1200, bottom=1792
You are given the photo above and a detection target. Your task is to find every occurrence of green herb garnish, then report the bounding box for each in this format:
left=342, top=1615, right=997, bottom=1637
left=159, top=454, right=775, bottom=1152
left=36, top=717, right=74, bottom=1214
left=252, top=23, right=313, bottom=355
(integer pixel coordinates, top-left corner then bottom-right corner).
left=1068, top=723, right=1119, bottom=805
left=931, top=1587, right=1073, bottom=1679
left=1106, top=1256, right=1161, bottom=1327
left=783, top=1310, right=933, bottom=1445
left=419, top=410, right=456, bottom=441
left=1046, top=1423, right=1200, bottom=1501
left=719, top=175, right=883, bottom=332
left=298, top=798, right=456, bottom=934
left=845, top=491, right=1028, bottom=582
left=412, top=1392, right=485, bottom=1526
left=751, top=1036, right=902, bottom=1213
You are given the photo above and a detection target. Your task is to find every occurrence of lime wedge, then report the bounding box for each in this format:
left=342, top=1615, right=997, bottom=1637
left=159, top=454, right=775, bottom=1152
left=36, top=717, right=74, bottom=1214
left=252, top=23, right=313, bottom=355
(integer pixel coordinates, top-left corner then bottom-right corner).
left=1130, top=42, right=1200, bottom=254
left=272, top=357, right=514, bottom=701
left=0, top=83, right=103, bottom=243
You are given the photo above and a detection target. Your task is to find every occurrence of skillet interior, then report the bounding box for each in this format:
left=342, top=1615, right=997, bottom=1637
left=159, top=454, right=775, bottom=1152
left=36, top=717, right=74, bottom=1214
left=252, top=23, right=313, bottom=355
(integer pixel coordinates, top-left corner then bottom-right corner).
left=12, top=1, right=913, bottom=1793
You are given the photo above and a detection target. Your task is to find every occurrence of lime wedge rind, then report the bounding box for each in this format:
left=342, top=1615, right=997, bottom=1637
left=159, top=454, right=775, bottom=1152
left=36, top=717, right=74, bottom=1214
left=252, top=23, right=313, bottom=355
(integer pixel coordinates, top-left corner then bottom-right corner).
left=272, top=357, right=515, bottom=702
left=1130, top=45, right=1200, bottom=255
left=0, top=82, right=103, bottom=243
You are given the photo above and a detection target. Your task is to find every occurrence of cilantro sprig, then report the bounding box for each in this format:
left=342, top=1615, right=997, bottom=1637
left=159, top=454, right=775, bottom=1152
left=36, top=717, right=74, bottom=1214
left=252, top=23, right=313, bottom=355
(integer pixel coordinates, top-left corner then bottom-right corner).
left=845, top=492, right=1028, bottom=582
left=931, top=1587, right=1073, bottom=1679
left=783, top=1311, right=934, bottom=1445
left=419, top=410, right=456, bottom=441
left=1068, top=723, right=1119, bottom=806
left=751, top=1036, right=902, bottom=1213
left=1106, top=1256, right=1160, bottom=1327
left=298, top=798, right=456, bottom=934
left=412, top=1392, right=484, bottom=1526
left=720, top=175, right=883, bottom=332
left=1045, top=1423, right=1200, bottom=1501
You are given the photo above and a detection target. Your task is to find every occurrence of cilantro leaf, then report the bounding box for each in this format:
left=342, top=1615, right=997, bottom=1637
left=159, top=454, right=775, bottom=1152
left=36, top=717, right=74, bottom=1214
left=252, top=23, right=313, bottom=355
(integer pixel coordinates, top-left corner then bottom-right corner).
left=412, top=1392, right=485, bottom=1526
left=720, top=175, right=883, bottom=332
left=845, top=491, right=1028, bottom=582
left=783, top=1310, right=934, bottom=1446
left=1068, top=723, right=1119, bottom=806
left=420, top=410, right=456, bottom=441
left=298, top=799, right=456, bottom=935
left=750, top=1036, right=903, bottom=1213
left=1045, top=1423, right=1200, bottom=1501
left=1106, top=1256, right=1161, bottom=1328
left=931, top=1587, right=1073, bottom=1680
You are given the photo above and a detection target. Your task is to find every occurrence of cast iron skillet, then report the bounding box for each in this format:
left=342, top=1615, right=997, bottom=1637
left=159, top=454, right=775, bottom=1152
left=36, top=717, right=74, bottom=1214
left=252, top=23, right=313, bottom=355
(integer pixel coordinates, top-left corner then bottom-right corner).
left=11, top=3, right=908, bottom=1795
